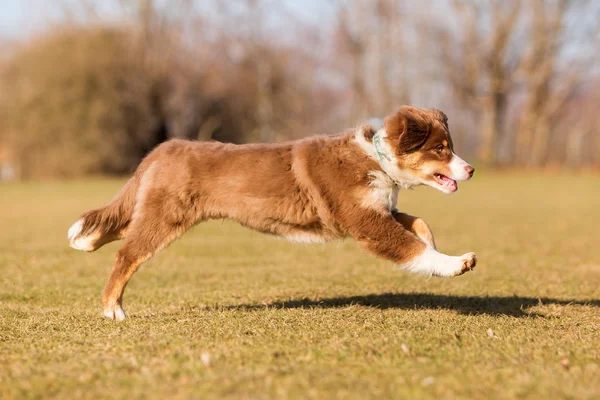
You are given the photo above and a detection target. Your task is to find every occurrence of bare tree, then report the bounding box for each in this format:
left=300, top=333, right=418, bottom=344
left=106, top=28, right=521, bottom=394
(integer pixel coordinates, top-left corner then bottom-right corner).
left=434, top=0, right=523, bottom=165
left=337, top=0, right=371, bottom=123
left=516, top=0, right=599, bottom=167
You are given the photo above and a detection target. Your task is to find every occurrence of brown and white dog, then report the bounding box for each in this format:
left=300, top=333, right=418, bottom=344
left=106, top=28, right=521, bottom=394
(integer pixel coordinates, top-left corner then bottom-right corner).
left=68, top=106, right=476, bottom=320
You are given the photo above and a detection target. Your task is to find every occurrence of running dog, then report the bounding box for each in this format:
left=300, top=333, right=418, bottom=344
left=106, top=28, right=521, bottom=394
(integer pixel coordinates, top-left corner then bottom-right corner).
left=68, top=106, right=476, bottom=320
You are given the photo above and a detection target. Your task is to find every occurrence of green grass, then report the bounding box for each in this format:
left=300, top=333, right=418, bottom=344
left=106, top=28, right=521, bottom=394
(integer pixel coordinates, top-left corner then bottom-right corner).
left=1, top=172, right=599, bottom=399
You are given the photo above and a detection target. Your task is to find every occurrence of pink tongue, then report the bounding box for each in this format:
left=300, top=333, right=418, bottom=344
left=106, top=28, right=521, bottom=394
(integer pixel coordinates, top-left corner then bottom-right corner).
left=440, top=175, right=458, bottom=191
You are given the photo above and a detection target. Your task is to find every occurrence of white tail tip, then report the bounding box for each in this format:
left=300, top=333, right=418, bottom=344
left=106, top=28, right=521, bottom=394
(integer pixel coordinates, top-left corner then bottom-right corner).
left=68, top=219, right=98, bottom=252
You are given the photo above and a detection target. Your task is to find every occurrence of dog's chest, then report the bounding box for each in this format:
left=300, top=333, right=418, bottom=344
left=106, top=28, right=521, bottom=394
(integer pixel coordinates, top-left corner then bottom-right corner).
left=362, top=171, right=399, bottom=212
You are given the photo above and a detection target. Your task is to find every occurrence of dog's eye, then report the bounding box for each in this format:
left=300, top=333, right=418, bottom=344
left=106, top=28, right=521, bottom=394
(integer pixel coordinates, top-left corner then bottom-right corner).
left=435, top=145, right=444, bottom=153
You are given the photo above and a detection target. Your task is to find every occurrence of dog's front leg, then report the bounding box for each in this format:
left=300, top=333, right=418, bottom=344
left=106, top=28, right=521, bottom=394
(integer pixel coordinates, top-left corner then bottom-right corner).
left=344, top=211, right=476, bottom=277
left=392, top=210, right=436, bottom=249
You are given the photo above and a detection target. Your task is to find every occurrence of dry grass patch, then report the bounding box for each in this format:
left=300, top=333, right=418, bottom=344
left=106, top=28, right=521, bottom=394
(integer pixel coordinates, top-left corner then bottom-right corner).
left=1, top=172, right=599, bottom=399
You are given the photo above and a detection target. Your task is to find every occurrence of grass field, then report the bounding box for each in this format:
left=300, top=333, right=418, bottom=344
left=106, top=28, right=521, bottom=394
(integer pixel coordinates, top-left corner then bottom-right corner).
left=1, top=172, right=599, bottom=399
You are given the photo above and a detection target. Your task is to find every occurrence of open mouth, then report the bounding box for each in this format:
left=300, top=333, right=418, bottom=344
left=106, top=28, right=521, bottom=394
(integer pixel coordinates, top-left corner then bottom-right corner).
left=433, top=173, right=458, bottom=192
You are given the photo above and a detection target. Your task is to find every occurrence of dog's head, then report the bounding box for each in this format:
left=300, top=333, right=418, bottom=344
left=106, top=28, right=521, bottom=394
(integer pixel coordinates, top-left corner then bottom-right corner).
left=367, top=106, right=474, bottom=194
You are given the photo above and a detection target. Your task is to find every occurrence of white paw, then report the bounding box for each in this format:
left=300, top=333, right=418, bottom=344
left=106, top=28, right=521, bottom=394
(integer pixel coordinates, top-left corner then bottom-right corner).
left=404, top=247, right=477, bottom=278
left=103, top=304, right=127, bottom=321
left=433, top=252, right=477, bottom=277
left=455, top=252, right=477, bottom=276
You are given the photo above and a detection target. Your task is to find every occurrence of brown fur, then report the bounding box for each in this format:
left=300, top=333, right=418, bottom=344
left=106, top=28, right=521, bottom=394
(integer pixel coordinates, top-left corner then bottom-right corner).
left=392, top=211, right=436, bottom=249
left=69, top=106, right=473, bottom=319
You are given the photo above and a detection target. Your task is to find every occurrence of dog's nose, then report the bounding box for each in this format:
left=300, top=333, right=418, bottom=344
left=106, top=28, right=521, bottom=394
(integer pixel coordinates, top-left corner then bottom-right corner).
left=465, top=165, right=475, bottom=178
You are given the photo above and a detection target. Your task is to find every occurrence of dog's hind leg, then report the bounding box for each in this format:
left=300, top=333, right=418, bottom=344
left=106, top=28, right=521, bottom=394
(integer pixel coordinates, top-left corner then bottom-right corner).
left=101, top=188, right=199, bottom=320
left=392, top=211, right=436, bottom=249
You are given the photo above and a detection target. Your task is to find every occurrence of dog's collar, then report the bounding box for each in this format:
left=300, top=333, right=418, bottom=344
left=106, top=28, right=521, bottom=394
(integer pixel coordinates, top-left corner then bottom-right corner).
left=371, top=131, right=410, bottom=189
left=373, top=132, right=391, bottom=162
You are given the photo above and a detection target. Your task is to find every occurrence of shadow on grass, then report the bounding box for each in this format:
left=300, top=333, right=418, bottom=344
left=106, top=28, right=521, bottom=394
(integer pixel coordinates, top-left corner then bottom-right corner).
left=229, top=293, right=600, bottom=317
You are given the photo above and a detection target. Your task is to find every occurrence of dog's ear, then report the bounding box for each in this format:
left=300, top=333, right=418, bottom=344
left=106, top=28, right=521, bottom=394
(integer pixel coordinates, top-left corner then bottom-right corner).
left=358, top=123, right=376, bottom=142
left=384, top=106, right=431, bottom=153
left=431, top=109, right=449, bottom=130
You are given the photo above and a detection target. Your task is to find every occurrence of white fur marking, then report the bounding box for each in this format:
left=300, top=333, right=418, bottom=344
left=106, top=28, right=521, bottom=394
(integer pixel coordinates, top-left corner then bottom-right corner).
left=448, top=153, right=472, bottom=181
left=361, top=171, right=399, bottom=212
left=132, top=161, right=158, bottom=222
left=104, top=304, right=127, bottom=321
left=284, top=233, right=327, bottom=244
left=68, top=218, right=100, bottom=252
left=354, top=126, right=379, bottom=161
left=402, top=246, right=474, bottom=277
left=67, top=219, right=83, bottom=241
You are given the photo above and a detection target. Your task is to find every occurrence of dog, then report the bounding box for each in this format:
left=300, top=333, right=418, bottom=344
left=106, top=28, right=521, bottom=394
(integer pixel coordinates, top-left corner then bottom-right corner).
left=68, top=106, right=476, bottom=320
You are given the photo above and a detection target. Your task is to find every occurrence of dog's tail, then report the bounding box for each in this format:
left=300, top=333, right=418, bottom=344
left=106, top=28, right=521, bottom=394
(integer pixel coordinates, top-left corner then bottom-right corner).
left=68, top=173, right=141, bottom=252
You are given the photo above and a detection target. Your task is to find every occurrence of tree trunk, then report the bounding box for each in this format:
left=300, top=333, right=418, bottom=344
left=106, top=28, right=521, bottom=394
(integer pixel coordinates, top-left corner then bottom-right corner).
left=479, top=93, right=506, bottom=165
left=530, top=115, right=551, bottom=166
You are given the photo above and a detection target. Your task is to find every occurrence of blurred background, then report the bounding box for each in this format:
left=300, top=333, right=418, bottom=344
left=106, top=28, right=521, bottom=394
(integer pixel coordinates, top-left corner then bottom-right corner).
left=0, top=0, right=599, bottom=180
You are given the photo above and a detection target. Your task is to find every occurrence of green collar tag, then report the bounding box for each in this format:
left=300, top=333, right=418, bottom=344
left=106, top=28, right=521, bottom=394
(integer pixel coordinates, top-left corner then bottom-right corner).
left=373, top=132, right=391, bottom=162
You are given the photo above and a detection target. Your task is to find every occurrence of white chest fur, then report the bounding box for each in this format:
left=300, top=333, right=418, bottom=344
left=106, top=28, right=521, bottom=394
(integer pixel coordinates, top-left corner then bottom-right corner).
left=361, top=171, right=399, bottom=213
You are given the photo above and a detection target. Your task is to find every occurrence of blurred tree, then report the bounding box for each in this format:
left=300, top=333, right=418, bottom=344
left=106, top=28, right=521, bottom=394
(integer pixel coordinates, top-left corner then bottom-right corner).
left=428, top=0, right=599, bottom=167
left=516, top=0, right=596, bottom=167
left=338, top=0, right=371, bottom=123
left=1, top=0, right=599, bottom=178
left=434, top=0, right=523, bottom=165
left=0, top=26, right=165, bottom=178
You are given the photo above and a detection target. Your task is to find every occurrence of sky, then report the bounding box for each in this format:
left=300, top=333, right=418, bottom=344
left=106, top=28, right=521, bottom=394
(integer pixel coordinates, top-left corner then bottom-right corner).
left=0, top=0, right=336, bottom=39
left=0, top=0, right=64, bottom=38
